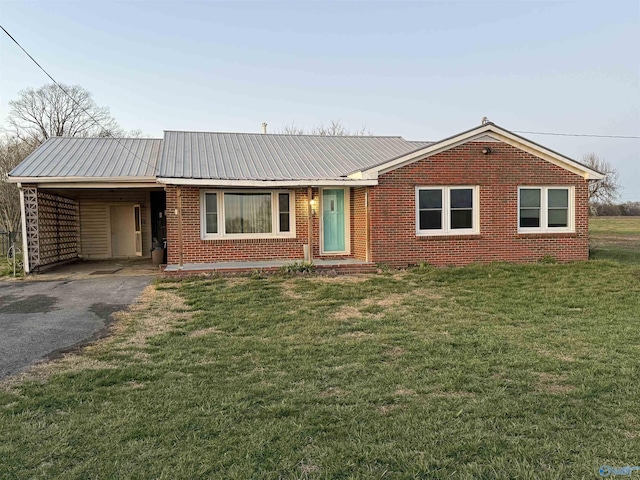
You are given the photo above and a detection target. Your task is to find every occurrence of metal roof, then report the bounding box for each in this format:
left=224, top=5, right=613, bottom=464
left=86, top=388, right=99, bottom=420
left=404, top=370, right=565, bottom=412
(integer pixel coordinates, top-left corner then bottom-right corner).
left=158, top=131, right=432, bottom=180
left=9, top=137, right=162, bottom=179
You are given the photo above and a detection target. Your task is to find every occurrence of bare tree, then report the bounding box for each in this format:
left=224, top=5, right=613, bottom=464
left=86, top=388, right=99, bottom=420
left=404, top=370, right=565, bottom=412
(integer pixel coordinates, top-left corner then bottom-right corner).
left=0, top=136, right=37, bottom=234
left=582, top=153, right=620, bottom=215
left=280, top=119, right=371, bottom=136
left=7, top=83, right=122, bottom=143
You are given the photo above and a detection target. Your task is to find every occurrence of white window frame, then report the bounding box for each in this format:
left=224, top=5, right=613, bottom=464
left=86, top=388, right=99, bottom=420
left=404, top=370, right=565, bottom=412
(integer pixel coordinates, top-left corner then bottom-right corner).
left=200, top=190, right=296, bottom=240
left=415, top=186, right=479, bottom=236
left=518, top=186, right=574, bottom=233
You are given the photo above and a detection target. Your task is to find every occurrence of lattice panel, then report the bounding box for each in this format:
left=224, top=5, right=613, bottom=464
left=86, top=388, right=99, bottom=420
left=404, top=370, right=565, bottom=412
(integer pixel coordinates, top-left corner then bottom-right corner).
left=23, top=186, right=40, bottom=270
left=37, top=191, right=80, bottom=266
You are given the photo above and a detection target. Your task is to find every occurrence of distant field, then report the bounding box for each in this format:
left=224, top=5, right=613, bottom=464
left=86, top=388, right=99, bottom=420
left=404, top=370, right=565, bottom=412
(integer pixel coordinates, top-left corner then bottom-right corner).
left=589, top=216, right=640, bottom=264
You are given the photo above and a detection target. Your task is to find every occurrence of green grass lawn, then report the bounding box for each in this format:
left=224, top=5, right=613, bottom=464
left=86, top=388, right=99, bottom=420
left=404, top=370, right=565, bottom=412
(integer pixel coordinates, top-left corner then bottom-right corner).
left=589, top=216, right=640, bottom=264
left=1, top=218, right=639, bottom=479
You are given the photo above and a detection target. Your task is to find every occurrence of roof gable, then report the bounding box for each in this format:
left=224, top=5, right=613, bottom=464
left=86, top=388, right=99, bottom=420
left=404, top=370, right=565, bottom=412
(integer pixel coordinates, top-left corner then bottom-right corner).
left=350, top=123, right=604, bottom=180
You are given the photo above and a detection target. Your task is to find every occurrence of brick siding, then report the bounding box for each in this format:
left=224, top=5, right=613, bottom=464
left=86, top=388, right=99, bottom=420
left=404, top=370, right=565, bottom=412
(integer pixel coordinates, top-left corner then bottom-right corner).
left=165, top=140, right=589, bottom=267
left=368, top=141, right=590, bottom=266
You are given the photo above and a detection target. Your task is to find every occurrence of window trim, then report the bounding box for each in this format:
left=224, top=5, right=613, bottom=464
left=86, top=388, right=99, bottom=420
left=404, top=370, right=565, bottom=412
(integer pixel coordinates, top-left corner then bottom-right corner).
left=415, top=186, right=480, bottom=236
left=517, top=186, right=574, bottom=233
left=200, top=189, right=296, bottom=240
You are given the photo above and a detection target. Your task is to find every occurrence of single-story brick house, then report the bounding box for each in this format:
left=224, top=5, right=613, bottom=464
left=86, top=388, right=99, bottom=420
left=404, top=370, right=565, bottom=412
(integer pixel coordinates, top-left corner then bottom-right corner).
left=8, top=122, right=603, bottom=274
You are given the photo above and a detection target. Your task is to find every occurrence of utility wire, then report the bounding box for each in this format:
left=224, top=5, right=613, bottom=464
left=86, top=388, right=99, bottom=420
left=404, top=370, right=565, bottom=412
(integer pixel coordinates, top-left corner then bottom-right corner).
left=513, top=130, right=639, bottom=140
left=0, top=24, right=158, bottom=172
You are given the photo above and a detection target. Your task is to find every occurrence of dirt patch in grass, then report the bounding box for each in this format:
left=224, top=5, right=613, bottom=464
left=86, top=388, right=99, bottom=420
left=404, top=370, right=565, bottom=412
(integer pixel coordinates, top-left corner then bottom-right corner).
left=333, top=305, right=363, bottom=320
left=534, top=372, right=576, bottom=394
left=393, top=388, right=416, bottom=396
left=430, top=389, right=476, bottom=399
left=536, top=348, right=576, bottom=363
left=319, top=387, right=344, bottom=398
left=111, top=285, right=193, bottom=350
left=378, top=404, right=402, bottom=415
left=280, top=280, right=303, bottom=299
left=340, top=331, right=373, bottom=339
left=308, top=275, right=370, bottom=284
left=384, top=346, right=406, bottom=359
left=188, top=326, right=223, bottom=338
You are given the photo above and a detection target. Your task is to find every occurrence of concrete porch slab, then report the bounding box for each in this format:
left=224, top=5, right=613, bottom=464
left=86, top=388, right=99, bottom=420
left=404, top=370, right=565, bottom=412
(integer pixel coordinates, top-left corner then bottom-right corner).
left=164, top=258, right=377, bottom=275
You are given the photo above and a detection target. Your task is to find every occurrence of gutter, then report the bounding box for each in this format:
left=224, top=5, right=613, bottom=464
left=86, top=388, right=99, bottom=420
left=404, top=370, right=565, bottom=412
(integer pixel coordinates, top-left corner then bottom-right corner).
left=156, top=178, right=379, bottom=187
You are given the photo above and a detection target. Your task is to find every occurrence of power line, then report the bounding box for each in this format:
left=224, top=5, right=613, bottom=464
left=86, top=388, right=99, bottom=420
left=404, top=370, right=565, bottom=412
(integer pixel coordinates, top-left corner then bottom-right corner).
left=0, top=24, right=158, bottom=172
left=513, top=130, right=639, bottom=139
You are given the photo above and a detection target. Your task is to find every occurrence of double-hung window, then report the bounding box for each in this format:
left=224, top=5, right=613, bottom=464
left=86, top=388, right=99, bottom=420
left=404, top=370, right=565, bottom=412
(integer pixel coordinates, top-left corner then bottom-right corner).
left=518, top=186, right=573, bottom=232
left=202, top=190, right=295, bottom=239
left=416, top=186, right=478, bottom=235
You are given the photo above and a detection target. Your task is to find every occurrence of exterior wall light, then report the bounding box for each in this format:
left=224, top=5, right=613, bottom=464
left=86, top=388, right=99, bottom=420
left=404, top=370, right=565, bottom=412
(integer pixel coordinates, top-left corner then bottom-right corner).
left=482, top=147, right=492, bottom=155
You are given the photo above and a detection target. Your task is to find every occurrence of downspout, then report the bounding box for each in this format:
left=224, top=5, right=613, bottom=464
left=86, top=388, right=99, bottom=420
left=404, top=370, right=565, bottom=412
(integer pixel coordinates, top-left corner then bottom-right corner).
left=177, top=186, right=183, bottom=267
left=307, top=187, right=313, bottom=262
left=18, top=185, right=30, bottom=274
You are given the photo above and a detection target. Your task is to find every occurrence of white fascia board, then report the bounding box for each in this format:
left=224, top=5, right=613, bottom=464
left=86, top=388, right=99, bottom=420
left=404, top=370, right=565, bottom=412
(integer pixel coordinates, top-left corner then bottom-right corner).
left=156, top=178, right=378, bottom=187
left=7, top=177, right=158, bottom=188
left=355, top=124, right=605, bottom=180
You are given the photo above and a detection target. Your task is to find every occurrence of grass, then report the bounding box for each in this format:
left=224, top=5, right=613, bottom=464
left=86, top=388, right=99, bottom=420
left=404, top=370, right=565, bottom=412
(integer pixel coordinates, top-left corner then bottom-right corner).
left=589, top=216, right=640, bottom=264
left=1, top=218, right=639, bottom=479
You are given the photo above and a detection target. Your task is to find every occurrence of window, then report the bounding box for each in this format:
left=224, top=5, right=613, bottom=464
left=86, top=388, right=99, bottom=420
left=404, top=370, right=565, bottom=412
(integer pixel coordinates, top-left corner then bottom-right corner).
left=416, top=186, right=478, bottom=235
left=204, top=193, right=218, bottom=234
left=201, top=190, right=295, bottom=239
left=518, top=187, right=572, bottom=232
left=278, top=193, right=291, bottom=232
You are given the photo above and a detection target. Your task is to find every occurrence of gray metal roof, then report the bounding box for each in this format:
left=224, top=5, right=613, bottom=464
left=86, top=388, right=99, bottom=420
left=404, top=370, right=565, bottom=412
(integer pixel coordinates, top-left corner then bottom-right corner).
left=10, top=137, right=162, bottom=178
left=158, top=131, right=432, bottom=180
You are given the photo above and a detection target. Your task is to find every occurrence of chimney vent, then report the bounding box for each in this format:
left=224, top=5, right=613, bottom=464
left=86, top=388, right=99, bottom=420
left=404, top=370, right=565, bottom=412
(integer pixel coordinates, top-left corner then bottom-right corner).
left=262, top=122, right=268, bottom=134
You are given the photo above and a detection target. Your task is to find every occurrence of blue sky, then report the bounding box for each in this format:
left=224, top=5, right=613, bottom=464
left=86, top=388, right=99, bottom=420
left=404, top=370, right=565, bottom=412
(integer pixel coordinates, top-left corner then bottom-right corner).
left=1, top=0, right=638, bottom=200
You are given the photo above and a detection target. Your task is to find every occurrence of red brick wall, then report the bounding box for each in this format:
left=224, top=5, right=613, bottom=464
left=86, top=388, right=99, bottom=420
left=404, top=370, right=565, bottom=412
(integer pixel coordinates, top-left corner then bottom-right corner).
left=369, top=141, right=590, bottom=266
left=353, top=187, right=368, bottom=261
left=166, top=186, right=310, bottom=264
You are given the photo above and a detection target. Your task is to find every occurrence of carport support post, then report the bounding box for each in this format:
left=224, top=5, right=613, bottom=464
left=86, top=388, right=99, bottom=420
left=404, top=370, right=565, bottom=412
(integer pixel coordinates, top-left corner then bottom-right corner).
left=18, top=185, right=30, bottom=274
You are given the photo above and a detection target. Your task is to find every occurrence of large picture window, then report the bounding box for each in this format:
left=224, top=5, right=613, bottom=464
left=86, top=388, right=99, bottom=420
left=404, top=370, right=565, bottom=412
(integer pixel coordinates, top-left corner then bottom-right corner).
left=201, top=190, right=295, bottom=239
left=518, top=187, right=573, bottom=232
left=416, top=186, right=478, bottom=235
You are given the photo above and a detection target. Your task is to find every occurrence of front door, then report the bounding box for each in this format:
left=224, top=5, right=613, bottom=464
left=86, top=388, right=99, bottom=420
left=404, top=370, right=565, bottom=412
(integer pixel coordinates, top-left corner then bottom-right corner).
left=110, top=205, right=136, bottom=257
left=322, top=189, right=346, bottom=253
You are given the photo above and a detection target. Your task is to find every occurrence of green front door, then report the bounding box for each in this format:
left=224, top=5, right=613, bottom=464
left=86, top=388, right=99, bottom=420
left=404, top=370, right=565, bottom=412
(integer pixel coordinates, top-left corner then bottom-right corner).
left=322, top=189, right=346, bottom=253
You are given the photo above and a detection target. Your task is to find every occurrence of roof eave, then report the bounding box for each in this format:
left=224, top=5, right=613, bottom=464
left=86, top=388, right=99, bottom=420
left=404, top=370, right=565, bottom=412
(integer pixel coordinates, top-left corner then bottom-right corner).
left=7, top=175, right=159, bottom=185
left=156, top=177, right=378, bottom=187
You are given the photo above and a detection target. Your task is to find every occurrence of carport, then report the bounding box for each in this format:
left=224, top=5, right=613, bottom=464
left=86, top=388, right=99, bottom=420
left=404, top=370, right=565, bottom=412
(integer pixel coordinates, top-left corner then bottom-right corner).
left=8, top=137, right=165, bottom=274
left=18, top=185, right=166, bottom=273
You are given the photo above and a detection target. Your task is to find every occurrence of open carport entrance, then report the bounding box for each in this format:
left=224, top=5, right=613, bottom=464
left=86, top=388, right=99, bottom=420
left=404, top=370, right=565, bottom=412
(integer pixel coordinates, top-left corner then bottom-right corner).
left=19, top=185, right=166, bottom=273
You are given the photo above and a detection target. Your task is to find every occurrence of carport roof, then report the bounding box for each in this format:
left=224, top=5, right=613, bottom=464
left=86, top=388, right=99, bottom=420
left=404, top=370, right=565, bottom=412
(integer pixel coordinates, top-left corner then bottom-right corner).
left=9, top=137, right=162, bottom=179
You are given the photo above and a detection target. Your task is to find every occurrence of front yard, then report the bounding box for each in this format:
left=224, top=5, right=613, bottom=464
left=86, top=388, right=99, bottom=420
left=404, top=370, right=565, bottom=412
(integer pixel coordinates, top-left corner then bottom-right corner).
left=1, top=218, right=639, bottom=479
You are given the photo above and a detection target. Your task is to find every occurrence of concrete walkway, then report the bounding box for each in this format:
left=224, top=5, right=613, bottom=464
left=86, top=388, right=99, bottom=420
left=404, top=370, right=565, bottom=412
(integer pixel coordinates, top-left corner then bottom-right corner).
left=165, top=258, right=375, bottom=273
left=0, top=276, right=152, bottom=380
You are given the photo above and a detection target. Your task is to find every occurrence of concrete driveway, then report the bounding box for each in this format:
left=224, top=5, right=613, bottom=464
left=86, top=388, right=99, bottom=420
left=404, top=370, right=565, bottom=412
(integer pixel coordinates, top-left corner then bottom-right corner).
left=0, top=276, right=152, bottom=380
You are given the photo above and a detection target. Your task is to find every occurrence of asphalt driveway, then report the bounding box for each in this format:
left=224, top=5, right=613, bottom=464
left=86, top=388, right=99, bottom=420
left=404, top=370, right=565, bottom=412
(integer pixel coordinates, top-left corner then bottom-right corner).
left=0, top=276, right=152, bottom=380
